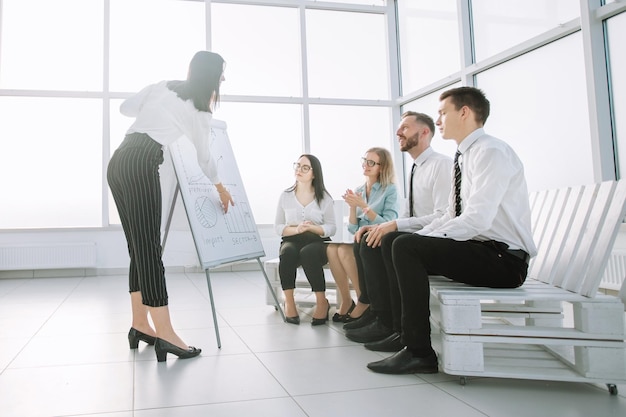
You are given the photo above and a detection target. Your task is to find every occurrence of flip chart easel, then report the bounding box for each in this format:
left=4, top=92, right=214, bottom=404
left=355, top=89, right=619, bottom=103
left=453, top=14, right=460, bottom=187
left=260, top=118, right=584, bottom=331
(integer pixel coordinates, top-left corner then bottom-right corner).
left=161, top=119, right=284, bottom=348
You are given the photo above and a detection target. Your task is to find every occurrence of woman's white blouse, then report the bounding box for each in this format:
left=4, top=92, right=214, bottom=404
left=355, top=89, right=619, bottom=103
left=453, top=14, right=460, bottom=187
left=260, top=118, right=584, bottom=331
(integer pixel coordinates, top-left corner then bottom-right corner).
left=274, top=190, right=337, bottom=238
left=120, top=80, right=219, bottom=184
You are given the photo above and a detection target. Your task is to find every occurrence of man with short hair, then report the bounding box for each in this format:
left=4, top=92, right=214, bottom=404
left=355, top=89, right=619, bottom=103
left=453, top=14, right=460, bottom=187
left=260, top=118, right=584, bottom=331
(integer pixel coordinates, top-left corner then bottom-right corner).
left=367, top=86, right=537, bottom=375
left=344, top=111, right=452, bottom=351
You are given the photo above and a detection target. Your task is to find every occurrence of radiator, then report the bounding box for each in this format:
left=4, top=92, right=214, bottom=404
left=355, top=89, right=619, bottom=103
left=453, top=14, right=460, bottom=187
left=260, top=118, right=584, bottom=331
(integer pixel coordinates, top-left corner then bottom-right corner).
left=0, top=243, right=97, bottom=270
left=601, top=250, right=626, bottom=291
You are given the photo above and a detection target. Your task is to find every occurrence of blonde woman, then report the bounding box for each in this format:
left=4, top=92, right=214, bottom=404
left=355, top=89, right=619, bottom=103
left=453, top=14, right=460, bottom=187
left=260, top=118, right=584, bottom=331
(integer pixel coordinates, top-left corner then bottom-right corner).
left=327, top=147, right=398, bottom=323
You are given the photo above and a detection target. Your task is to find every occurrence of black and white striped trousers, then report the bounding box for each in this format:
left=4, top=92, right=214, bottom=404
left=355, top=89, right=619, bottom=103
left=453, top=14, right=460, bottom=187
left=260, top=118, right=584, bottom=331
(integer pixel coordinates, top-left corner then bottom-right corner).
left=107, top=132, right=168, bottom=307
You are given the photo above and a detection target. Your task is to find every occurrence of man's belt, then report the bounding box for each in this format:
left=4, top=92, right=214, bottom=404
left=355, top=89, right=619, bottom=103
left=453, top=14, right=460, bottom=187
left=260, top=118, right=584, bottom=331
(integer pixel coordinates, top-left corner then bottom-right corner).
left=507, top=249, right=530, bottom=264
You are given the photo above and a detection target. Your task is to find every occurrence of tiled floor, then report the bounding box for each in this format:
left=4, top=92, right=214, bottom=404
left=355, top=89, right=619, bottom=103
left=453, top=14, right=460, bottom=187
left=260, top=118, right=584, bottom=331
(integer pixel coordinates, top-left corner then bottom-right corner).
left=1, top=270, right=625, bottom=417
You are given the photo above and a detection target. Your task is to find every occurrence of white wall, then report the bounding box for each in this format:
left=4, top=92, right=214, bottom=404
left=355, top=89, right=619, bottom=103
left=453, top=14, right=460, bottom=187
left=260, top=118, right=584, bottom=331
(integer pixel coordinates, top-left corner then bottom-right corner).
left=0, top=225, right=281, bottom=277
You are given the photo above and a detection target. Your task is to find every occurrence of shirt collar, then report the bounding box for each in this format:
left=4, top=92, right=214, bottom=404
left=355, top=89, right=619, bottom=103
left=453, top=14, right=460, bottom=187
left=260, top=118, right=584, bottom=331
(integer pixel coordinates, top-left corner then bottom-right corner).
left=414, top=146, right=434, bottom=167
left=458, top=128, right=485, bottom=154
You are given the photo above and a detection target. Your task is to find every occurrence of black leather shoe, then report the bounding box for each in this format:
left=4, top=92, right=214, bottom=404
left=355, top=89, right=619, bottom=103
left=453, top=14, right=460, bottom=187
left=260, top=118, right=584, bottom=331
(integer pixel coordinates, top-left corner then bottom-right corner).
left=364, top=332, right=404, bottom=352
left=344, top=318, right=393, bottom=343
left=367, top=348, right=438, bottom=374
left=154, top=338, right=202, bottom=362
left=128, top=327, right=156, bottom=349
left=342, top=308, right=375, bottom=330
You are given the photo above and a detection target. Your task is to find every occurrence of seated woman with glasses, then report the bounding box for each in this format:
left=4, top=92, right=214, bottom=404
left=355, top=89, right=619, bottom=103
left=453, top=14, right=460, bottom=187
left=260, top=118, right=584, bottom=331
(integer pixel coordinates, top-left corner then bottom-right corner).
left=326, top=147, right=398, bottom=322
left=274, top=154, right=336, bottom=325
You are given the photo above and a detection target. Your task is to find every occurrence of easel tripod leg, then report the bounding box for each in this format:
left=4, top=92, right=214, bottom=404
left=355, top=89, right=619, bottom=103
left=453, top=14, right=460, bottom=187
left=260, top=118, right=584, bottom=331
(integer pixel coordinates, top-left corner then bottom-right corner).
left=204, top=269, right=222, bottom=348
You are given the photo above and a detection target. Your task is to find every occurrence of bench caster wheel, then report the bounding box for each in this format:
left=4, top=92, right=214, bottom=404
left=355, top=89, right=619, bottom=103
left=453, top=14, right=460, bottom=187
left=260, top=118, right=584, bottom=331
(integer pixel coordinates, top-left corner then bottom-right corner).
left=607, top=384, right=618, bottom=395
left=459, top=376, right=467, bottom=386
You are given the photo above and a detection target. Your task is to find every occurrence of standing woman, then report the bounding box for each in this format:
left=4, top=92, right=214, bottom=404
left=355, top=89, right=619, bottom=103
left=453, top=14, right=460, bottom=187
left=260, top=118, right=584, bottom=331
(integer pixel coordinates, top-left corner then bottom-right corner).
left=327, top=147, right=398, bottom=322
left=275, top=154, right=336, bottom=325
left=107, top=51, right=233, bottom=362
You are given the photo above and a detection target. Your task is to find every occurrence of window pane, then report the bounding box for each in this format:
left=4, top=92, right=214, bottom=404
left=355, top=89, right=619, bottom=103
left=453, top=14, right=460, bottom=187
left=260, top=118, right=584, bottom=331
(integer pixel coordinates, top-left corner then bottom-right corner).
left=109, top=102, right=303, bottom=225
left=306, top=10, right=389, bottom=100
left=472, top=0, right=579, bottom=62
left=209, top=103, right=303, bottom=225
left=396, top=0, right=460, bottom=94
left=0, top=0, right=103, bottom=90
left=607, top=12, right=626, bottom=178
left=109, top=0, right=205, bottom=92
left=211, top=4, right=302, bottom=97
left=0, top=98, right=102, bottom=228
left=309, top=105, right=393, bottom=199
left=476, top=33, right=594, bottom=191
left=109, top=99, right=132, bottom=158
left=107, top=99, right=134, bottom=225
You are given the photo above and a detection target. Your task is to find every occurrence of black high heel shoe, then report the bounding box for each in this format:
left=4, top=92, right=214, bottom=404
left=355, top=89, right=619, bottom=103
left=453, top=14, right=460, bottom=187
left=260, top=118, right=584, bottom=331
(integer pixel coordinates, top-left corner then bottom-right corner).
left=128, top=327, right=156, bottom=349
left=154, top=338, right=202, bottom=362
left=284, top=303, right=300, bottom=325
left=311, top=299, right=330, bottom=326
left=332, top=300, right=356, bottom=323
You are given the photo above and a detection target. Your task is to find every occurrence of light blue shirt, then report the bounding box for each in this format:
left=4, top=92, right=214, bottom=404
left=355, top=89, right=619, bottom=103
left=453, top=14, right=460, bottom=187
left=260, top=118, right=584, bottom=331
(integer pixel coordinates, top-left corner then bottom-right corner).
left=347, top=182, right=398, bottom=235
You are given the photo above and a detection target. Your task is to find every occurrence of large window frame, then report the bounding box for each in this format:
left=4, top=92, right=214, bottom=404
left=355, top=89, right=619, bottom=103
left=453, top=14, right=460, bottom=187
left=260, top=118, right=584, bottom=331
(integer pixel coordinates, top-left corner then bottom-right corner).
left=0, top=0, right=399, bottom=229
left=1, top=0, right=625, bottom=231
left=398, top=0, right=626, bottom=189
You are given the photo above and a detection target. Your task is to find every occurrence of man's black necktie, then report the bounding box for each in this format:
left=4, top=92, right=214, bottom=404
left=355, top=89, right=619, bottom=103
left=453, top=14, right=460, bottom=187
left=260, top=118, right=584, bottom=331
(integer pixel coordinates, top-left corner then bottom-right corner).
left=409, top=163, right=416, bottom=217
left=454, top=150, right=462, bottom=217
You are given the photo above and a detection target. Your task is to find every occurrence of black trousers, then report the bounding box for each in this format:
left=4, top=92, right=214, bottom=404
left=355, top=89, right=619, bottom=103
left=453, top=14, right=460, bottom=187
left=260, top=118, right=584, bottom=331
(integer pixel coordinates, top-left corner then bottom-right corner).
left=279, top=232, right=329, bottom=292
left=354, top=232, right=411, bottom=330
left=352, top=238, right=371, bottom=305
left=107, top=133, right=168, bottom=307
left=386, top=234, right=528, bottom=350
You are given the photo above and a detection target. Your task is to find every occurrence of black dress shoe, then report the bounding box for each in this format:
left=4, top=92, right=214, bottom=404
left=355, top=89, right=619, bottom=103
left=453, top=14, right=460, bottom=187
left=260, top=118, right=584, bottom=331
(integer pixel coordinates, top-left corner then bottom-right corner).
left=364, top=332, right=404, bottom=352
left=342, top=308, right=375, bottom=330
left=344, top=318, right=393, bottom=343
left=128, top=327, right=156, bottom=349
left=367, top=348, right=438, bottom=374
left=154, top=338, right=202, bottom=362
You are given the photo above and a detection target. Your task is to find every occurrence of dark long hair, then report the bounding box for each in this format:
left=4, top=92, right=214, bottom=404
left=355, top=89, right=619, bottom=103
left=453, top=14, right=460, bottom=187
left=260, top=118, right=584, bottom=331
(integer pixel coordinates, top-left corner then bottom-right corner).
left=167, top=51, right=225, bottom=113
left=286, top=154, right=331, bottom=205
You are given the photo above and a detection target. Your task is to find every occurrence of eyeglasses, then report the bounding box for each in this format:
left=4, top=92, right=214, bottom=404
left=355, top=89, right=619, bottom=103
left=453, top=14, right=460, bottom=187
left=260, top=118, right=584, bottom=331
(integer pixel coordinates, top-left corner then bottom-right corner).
left=293, top=162, right=312, bottom=173
left=361, top=157, right=381, bottom=167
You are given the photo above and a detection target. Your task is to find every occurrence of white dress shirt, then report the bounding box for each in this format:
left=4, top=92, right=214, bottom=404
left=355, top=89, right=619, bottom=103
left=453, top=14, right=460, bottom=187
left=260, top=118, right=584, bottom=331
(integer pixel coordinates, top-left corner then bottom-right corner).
left=395, top=147, right=453, bottom=232
left=120, top=80, right=220, bottom=184
left=418, top=128, right=537, bottom=256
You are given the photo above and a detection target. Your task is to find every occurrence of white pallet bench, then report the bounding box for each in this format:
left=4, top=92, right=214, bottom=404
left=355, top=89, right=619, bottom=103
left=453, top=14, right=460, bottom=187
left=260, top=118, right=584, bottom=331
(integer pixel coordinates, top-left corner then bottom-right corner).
left=429, top=180, right=626, bottom=395
left=264, top=261, right=345, bottom=308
